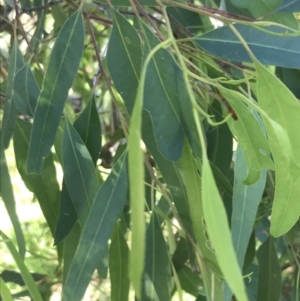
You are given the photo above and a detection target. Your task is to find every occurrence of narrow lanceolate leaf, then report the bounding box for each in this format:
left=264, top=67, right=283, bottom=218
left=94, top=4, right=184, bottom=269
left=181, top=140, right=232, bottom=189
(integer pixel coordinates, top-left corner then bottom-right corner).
left=1, top=42, right=24, bottom=148
left=201, top=155, right=249, bottom=301
left=107, top=9, right=142, bottom=114
left=13, top=63, right=39, bottom=117
left=255, top=60, right=300, bottom=236
left=13, top=119, right=60, bottom=236
left=141, top=212, right=172, bottom=301
left=142, top=23, right=201, bottom=160
left=224, top=146, right=266, bottom=301
left=256, top=236, right=281, bottom=301
left=27, top=9, right=85, bottom=174
left=74, top=95, right=101, bottom=165
left=0, top=140, right=26, bottom=259
left=109, top=223, right=130, bottom=301
left=0, top=231, right=43, bottom=301
left=62, top=119, right=99, bottom=223
left=0, top=276, right=14, bottom=301
left=196, top=24, right=300, bottom=68
left=218, top=87, right=274, bottom=184
left=62, top=152, right=128, bottom=301
left=180, top=141, right=220, bottom=274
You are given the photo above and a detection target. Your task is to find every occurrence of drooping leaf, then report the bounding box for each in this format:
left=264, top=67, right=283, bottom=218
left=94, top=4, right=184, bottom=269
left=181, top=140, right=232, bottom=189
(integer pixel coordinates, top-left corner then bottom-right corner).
left=0, top=137, right=26, bottom=259
left=142, top=22, right=201, bottom=160
left=62, top=152, right=128, bottom=301
left=141, top=212, right=172, bottom=301
left=107, top=9, right=142, bottom=115
left=0, top=231, right=43, bottom=301
left=109, top=223, right=130, bottom=301
left=1, top=42, right=24, bottom=148
left=255, top=60, right=300, bottom=236
left=256, top=236, right=281, bottom=301
left=73, top=95, right=102, bottom=165
left=196, top=24, right=300, bottom=69
left=27, top=9, right=85, bottom=174
left=13, top=119, right=60, bottom=237
left=201, top=155, right=249, bottom=301
left=218, top=87, right=274, bottom=184
left=62, top=119, right=100, bottom=223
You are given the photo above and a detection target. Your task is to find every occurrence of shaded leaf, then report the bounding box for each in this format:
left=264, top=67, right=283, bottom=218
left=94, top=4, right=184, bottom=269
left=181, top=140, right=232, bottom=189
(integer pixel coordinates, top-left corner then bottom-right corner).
left=27, top=9, right=85, bottom=173
left=257, top=236, right=281, bottom=301
left=74, top=95, right=102, bottom=165
left=62, top=152, right=128, bottom=301
left=197, top=24, right=300, bottom=68
left=109, top=223, right=130, bottom=301
left=13, top=119, right=60, bottom=237
left=1, top=42, right=24, bottom=148
left=279, top=0, right=300, bottom=12
left=177, top=265, right=203, bottom=297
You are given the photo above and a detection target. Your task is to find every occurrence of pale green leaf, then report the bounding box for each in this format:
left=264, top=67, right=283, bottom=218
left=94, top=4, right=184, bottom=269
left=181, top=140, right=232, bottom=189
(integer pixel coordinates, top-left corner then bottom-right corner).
left=0, top=277, right=14, bottom=301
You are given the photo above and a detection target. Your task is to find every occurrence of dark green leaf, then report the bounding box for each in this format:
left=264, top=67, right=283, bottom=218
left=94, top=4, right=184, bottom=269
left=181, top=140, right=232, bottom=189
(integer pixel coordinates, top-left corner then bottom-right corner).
left=177, top=265, right=203, bottom=297
left=109, top=223, right=130, bottom=301
left=275, top=67, right=300, bottom=98
left=13, top=63, right=39, bottom=117
left=1, top=42, right=24, bottom=148
left=27, top=9, right=85, bottom=174
left=13, top=119, right=60, bottom=237
left=74, top=95, right=101, bottom=165
left=62, top=152, right=128, bottom=301
left=279, top=0, right=300, bottom=12
left=141, top=212, right=171, bottom=301
left=257, top=236, right=281, bottom=301
left=197, top=24, right=300, bottom=68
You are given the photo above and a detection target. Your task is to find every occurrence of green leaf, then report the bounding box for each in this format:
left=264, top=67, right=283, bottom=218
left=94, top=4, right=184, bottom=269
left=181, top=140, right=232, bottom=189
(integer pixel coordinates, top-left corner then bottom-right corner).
left=256, top=236, right=281, bottom=301
left=276, top=67, right=300, bottom=98
left=0, top=231, right=43, bottom=301
left=109, top=223, right=130, bottom=301
left=62, top=152, right=128, bottom=301
left=29, top=9, right=46, bottom=53
left=197, top=24, right=300, bottom=68
left=218, top=87, right=274, bottom=184
left=201, top=155, right=249, bottom=301
left=74, top=95, right=101, bottom=165
left=1, top=42, right=24, bottom=149
left=177, top=265, right=203, bottom=297
left=141, top=212, right=172, bottom=301
left=255, top=60, right=300, bottom=236
left=13, top=63, right=39, bottom=117
left=180, top=141, right=220, bottom=274
left=0, top=277, right=14, bottom=301
left=107, top=9, right=142, bottom=115
left=0, top=138, right=26, bottom=259
left=27, top=9, right=85, bottom=174
left=13, top=119, right=60, bottom=237
left=62, top=119, right=100, bottom=223
left=142, top=22, right=201, bottom=160
left=279, top=0, right=300, bottom=12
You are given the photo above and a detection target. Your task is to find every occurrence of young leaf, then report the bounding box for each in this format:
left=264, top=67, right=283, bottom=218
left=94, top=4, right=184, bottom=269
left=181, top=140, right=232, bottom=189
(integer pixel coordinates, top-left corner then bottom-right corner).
left=201, top=155, right=249, bottom=301
left=1, top=42, right=24, bottom=148
left=109, top=223, right=130, bottom=301
left=255, top=60, right=300, bottom=236
left=27, top=9, right=85, bottom=174
left=62, top=152, right=128, bottom=301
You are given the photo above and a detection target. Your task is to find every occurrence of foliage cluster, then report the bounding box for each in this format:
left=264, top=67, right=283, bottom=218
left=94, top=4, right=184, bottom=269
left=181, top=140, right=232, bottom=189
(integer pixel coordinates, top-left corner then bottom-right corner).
left=1, top=0, right=300, bottom=300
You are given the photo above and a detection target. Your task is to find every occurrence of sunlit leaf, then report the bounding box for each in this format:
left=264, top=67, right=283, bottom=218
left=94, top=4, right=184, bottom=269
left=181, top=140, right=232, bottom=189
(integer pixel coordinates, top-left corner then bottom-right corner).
left=27, top=9, right=85, bottom=174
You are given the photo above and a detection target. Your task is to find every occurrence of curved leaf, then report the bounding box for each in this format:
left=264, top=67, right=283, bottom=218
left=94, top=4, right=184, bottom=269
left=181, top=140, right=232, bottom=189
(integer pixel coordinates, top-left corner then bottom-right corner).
left=27, top=9, right=85, bottom=174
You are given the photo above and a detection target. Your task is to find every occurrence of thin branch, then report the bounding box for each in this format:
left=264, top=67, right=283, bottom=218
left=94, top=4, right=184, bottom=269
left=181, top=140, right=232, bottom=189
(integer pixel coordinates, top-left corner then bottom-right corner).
left=21, top=0, right=63, bottom=13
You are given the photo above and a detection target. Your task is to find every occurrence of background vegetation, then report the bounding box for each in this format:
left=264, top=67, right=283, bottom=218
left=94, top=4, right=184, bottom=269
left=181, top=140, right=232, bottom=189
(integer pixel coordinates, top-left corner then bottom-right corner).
left=1, top=0, right=300, bottom=300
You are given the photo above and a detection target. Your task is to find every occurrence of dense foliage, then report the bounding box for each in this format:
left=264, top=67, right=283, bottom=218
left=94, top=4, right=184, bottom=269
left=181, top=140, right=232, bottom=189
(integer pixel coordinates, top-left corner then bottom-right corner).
left=1, top=0, right=300, bottom=300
